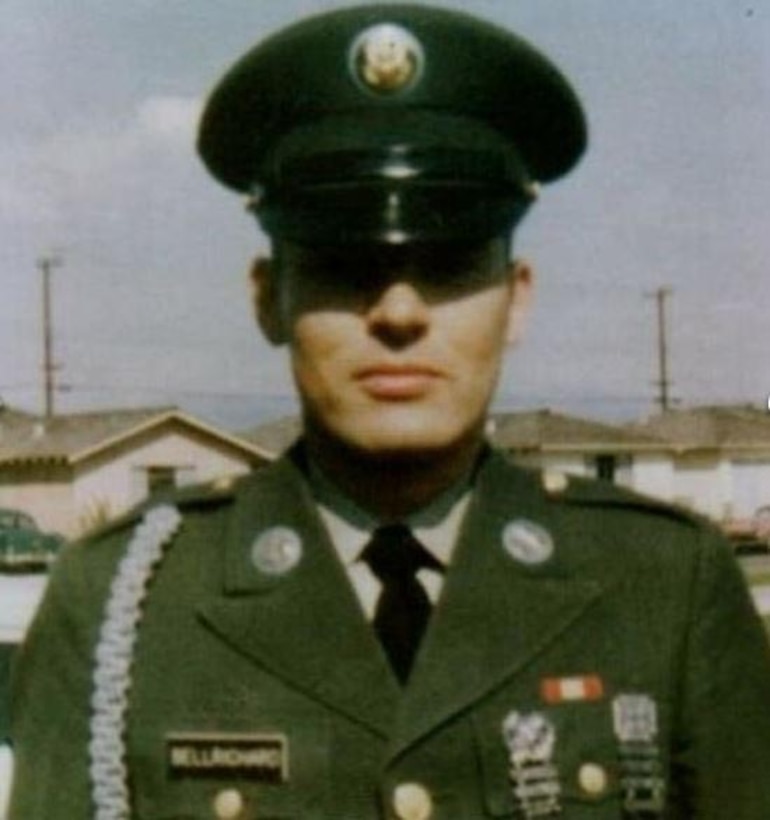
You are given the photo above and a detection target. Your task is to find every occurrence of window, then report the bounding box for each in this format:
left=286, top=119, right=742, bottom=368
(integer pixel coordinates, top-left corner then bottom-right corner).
left=587, top=454, right=633, bottom=485
left=146, top=466, right=178, bottom=497
left=595, top=455, right=617, bottom=482
left=132, top=465, right=197, bottom=503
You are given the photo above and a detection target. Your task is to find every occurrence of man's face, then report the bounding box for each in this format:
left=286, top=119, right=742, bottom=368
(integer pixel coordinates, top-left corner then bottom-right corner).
left=255, top=239, right=532, bottom=458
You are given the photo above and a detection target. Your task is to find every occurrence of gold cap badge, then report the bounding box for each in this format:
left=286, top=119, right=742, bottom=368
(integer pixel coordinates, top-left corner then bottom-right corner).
left=350, top=23, right=424, bottom=94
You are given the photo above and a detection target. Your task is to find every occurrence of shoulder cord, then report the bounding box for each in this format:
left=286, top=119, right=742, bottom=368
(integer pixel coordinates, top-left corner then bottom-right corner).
left=88, top=504, right=183, bottom=820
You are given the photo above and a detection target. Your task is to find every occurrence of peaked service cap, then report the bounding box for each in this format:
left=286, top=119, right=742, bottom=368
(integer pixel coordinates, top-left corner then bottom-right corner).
left=197, top=4, right=587, bottom=245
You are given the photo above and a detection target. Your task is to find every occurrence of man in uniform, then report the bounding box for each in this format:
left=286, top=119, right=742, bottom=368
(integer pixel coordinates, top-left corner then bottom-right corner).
left=9, top=5, right=770, bottom=819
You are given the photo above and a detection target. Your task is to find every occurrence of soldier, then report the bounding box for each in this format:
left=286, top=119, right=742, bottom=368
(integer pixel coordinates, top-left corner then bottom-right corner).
left=9, top=4, right=770, bottom=819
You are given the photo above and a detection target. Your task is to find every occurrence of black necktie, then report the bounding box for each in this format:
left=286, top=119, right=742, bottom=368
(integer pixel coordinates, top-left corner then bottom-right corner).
left=360, top=524, right=443, bottom=683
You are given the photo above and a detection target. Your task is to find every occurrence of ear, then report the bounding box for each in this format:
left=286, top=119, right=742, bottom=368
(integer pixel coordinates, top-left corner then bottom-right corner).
left=249, top=257, right=287, bottom=345
left=505, top=258, right=535, bottom=346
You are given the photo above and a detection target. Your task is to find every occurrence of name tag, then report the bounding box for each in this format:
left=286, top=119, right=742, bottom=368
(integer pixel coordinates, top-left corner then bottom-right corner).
left=167, top=733, right=288, bottom=782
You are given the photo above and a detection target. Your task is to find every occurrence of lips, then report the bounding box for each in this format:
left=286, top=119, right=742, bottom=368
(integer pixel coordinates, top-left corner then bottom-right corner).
left=355, top=362, right=444, bottom=400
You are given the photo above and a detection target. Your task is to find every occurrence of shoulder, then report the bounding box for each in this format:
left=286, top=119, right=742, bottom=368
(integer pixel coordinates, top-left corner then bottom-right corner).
left=544, top=468, right=707, bottom=528
left=482, top=451, right=743, bottom=603
left=53, top=453, right=310, bottom=584
left=80, top=473, right=243, bottom=546
left=33, top=474, right=253, bottom=631
left=49, top=474, right=247, bottom=590
left=485, top=449, right=723, bottom=551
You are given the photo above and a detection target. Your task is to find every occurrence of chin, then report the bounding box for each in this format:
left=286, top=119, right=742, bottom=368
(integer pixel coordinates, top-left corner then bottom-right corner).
left=334, top=412, right=480, bottom=461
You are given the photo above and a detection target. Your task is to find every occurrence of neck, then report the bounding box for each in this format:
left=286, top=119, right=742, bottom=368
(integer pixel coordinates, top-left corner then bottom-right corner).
left=302, top=426, right=485, bottom=520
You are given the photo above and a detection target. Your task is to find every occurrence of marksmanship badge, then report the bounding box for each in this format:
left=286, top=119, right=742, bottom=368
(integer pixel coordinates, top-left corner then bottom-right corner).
left=612, top=694, right=665, bottom=815
left=502, top=711, right=562, bottom=818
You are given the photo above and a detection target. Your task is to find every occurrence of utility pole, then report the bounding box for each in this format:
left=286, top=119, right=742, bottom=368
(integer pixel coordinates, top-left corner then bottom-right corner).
left=37, top=254, right=63, bottom=420
left=646, top=286, right=673, bottom=412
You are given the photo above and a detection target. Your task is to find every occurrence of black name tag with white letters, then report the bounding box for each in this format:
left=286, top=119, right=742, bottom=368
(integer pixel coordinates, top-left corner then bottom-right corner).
left=166, top=733, right=288, bottom=782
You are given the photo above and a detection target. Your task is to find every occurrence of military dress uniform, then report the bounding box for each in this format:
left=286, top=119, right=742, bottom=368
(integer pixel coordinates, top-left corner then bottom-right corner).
left=10, top=4, right=770, bottom=819
left=9, top=448, right=770, bottom=818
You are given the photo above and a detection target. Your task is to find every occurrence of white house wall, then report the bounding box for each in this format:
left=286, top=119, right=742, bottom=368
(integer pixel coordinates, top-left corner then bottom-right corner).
left=730, top=459, right=770, bottom=520
left=630, top=456, right=675, bottom=503
left=670, top=454, right=729, bottom=521
left=0, top=479, right=72, bottom=538
left=71, top=426, right=253, bottom=537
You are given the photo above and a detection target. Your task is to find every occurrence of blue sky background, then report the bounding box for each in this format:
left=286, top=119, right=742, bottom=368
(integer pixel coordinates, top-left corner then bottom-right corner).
left=1, top=0, right=768, bottom=430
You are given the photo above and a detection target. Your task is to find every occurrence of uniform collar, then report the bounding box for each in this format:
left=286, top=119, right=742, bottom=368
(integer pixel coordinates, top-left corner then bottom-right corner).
left=318, top=493, right=472, bottom=570
left=305, top=452, right=474, bottom=568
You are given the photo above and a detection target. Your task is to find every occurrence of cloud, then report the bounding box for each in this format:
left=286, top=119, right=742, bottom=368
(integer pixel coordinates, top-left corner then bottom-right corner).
left=2, top=94, right=200, bottom=180
left=0, top=94, right=203, bottom=232
left=136, top=95, right=203, bottom=146
left=44, top=93, right=202, bottom=175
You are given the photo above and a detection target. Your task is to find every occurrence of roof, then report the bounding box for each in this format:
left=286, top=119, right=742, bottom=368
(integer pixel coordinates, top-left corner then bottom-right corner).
left=488, top=409, right=663, bottom=452
left=0, top=406, right=274, bottom=467
left=629, top=405, right=770, bottom=452
left=0, top=407, right=38, bottom=434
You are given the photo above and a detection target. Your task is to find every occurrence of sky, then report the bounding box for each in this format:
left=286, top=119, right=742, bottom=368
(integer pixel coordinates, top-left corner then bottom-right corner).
left=1, top=0, right=768, bottom=431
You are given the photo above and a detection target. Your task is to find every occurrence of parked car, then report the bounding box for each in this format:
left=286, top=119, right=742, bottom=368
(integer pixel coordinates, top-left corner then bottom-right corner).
left=0, top=742, right=10, bottom=819
left=0, top=509, right=64, bottom=573
left=0, top=509, right=63, bottom=817
left=0, top=643, right=15, bottom=817
left=729, top=532, right=770, bottom=556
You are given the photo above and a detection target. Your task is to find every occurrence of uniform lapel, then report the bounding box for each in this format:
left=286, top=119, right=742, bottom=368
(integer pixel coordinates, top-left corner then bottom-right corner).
left=197, top=454, right=399, bottom=738
left=390, top=453, right=605, bottom=759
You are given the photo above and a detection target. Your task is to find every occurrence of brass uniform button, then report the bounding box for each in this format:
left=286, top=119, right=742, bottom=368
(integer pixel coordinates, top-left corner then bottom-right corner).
left=542, top=470, right=569, bottom=494
left=212, top=788, right=246, bottom=819
left=393, top=781, right=434, bottom=820
left=210, top=474, right=236, bottom=492
left=577, top=762, right=609, bottom=797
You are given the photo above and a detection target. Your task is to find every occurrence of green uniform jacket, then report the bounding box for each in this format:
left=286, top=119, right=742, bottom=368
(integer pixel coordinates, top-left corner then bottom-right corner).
left=10, top=449, right=770, bottom=819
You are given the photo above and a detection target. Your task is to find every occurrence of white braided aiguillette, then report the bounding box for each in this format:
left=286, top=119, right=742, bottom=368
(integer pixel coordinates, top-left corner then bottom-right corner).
left=88, top=505, right=182, bottom=820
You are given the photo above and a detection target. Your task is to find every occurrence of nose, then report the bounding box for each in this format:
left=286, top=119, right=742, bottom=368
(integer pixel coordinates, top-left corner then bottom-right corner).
left=366, top=280, right=429, bottom=346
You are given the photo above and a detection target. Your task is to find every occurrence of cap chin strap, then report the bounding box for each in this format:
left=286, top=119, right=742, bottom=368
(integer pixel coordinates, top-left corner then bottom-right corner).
left=89, top=505, right=182, bottom=820
left=256, top=182, right=531, bottom=245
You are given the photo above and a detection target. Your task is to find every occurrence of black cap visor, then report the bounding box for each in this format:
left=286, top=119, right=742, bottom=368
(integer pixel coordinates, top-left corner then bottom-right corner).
left=253, top=112, right=534, bottom=244
left=256, top=180, right=530, bottom=244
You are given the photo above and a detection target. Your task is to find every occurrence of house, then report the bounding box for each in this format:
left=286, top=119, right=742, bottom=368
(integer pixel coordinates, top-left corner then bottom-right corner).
left=491, top=406, right=770, bottom=525
left=487, top=409, right=670, bottom=490
left=629, top=405, right=770, bottom=523
left=0, top=405, right=272, bottom=539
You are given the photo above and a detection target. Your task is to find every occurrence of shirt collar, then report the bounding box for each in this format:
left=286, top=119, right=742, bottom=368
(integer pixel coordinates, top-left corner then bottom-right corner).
left=318, top=491, right=471, bottom=566
left=307, top=457, right=473, bottom=568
